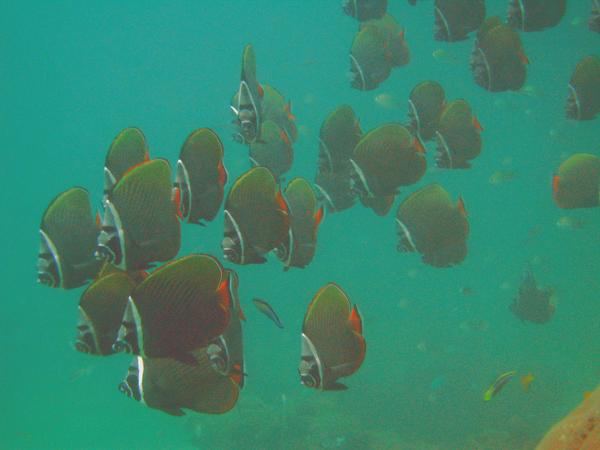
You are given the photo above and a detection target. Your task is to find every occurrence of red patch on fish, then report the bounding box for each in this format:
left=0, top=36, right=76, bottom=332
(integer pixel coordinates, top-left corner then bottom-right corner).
left=552, top=175, right=560, bottom=194
left=143, top=151, right=150, bottom=162
left=313, top=206, right=324, bottom=232
left=95, top=211, right=102, bottom=229
left=172, top=187, right=183, bottom=219
left=457, top=196, right=468, bottom=217
left=414, top=137, right=426, bottom=154
left=217, top=277, right=232, bottom=313
left=472, top=116, right=484, bottom=132
left=518, top=50, right=529, bottom=65
left=284, top=103, right=296, bottom=121
left=217, top=160, right=228, bottom=186
left=279, top=130, right=291, bottom=147
left=257, top=84, right=264, bottom=98
left=276, top=189, right=289, bottom=215
left=349, top=305, right=363, bottom=334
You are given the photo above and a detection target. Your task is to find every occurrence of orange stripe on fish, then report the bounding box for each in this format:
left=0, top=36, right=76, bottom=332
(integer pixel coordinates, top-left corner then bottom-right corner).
left=96, top=211, right=102, bottom=229
left=457, top=196, right=468, bottom=217
left=349, top=305, right=363, bottom=334
left=143, top=151, right=150, bottom=162
left=284, top=103, right=296, bottom=121
left=552, top=175, right=560, bottom=194
left=172, top=187, right=183, bottom=220
left=279, top=130, right=291, bottom=147
left=518, top=50, right=529, bottom=65
left=217, top=277, right=232, bottom=312
left=230, top=363, right=245, bottom=386
left=217, top=160, right=228, bottom=186
left=257, top=84, right=264, bottom=98
left=472, top=116, right=484, bottom=132
left=276, top=189, right=289, bottom=215
left=313, top=206, right=324, bottom=232
left=414, top=137, right=426, bottom=154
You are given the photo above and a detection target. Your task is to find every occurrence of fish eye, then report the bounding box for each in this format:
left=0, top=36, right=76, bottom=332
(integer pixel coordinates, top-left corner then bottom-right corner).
left=118, top=381, right=132, bottom=397
left=37, top=272, right=56, bottom=287
left=300, top=373, right=318, bottom=388
left=95, top=244, right=115, bottom=263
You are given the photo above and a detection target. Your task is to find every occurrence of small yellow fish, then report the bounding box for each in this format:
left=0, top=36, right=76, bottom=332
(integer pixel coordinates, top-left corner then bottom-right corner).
left=556, top=216, right=584, bottom=230
left=483, top=371, right=517, bottom=401
left=520, top=373, right=535, bottom=392
left=374, top=93, right=399, bottom=109
left=489, top=170, right=517, bottom=185
left=583, top=391, right=592, bottom=401
left=432, top=49, right=458, bottom=63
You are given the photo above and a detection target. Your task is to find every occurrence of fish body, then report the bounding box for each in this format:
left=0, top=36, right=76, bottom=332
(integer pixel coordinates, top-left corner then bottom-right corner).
left=471, top=16, right=528, bottom=92
left=104, top=127, right=149, bottom=197
left=483, top=371, right=517, bottom=401
left=510, top=266, right=555, bottom=324
left=396, top=184, right=469, bottom=267
left=222, top=167, right=290, bottom=265
left=408, top=80, right=446, bottom=142
left=299, top=283, right=366, bottom=391
left=113, top=254, right=232, bottom=361
left=566, top=56, right=600, bottom=121
left=275, top=178, right=323, bottom=269
left=231, top=44, right=262, bottom=144
left=434, top=0, right=486, bottom=42
left=252, top=298, right=284, bottom=329
left=75, top=271, right=137, bottom=355
left=173, top=128, right=227, bottom=225
left=37, top=188, right=101, bottom=289
left=552, top=153, right=600, bottom=209
left=507, top=0, right=566, bottom=32
left=119, top=351, right=240, bottom=416
left=435, top=99, right=483, bottom=169
left=96, top=159, right=181, bottom=271
left=342, top=0, right=387, bottom=21
left=249, top=120, right=294, bottom=181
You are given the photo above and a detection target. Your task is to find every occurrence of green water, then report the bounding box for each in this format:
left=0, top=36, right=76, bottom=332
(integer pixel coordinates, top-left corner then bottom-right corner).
left=1, top=1, right=599, bottom=449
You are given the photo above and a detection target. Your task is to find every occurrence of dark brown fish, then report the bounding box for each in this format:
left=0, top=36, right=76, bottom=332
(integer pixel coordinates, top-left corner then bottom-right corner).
left=96, top=159, right=181, bottom=271
left=590, top=0, right=600, bottom=33
left=565, top=55, right=600, bottom=121
left=222, top=167, right=290, bottom=265
left=37, top=188, right=100, bottom=289
left=113, top=254, right=232, bottom=363
left=510, top=265, right=555, bottom=324
left=434, top=0, right=486, bottom=41
left=206, top=269, right=245, bottom=388
left=351, top=124, right=426, bottom=215
left=507, top=0, right=566, bottom=32
left=396, top=184, right=469, bottom=267
left=118, top=350, right=240, bottom=416
left=104, top=127, right=149, bottom=196
left=408, top=81, right=446, bottom=142
left=314, top=169, right=356, bottom=213
left=275, top=178, right=324, bottom=270
left=435, top=99, right=483, bottom=169
left=552, top=153, right=600, bottom=209
left=249, top=120, right=294, bottom=181
left=318, top=105, right=362, bottom=173
left=360, top=14, right=410, bottom=67
left=75, top=271, right=137, bottom=355
left=471, top=16, right=529, bottom=92
left=300, top=283, right=366, bottom=391
left=343, top=0, right=387, bottom=21
left=231, top=44, right=263, bottom=144
left=173, top=128, right=227, bottom=225
left=349, top=25, right=392, bottom=91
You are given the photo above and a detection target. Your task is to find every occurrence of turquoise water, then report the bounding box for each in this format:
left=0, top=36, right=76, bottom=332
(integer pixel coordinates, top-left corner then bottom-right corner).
left=2, top=1, right=599, bottom=449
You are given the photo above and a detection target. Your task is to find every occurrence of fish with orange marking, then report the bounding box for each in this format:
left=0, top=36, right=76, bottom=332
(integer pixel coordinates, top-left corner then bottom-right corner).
left=435, top=99, right=483, bottom=169
left=299, top=283, right=366, bottom=391
left=471, top=17, right=528, bottom=92
left=521, top=373, right=535, bottom=392
left=222, top=167, right=290, bottom=265
left=275, top=178, right=324, bottom=270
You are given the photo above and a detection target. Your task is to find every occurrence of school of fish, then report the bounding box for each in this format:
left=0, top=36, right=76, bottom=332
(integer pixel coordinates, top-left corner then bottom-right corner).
left=35, top=0, right=600, bottom=421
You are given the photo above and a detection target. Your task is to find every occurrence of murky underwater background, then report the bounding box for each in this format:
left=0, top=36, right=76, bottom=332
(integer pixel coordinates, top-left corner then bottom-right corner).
left=1, top=1, right=599, bottom=449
